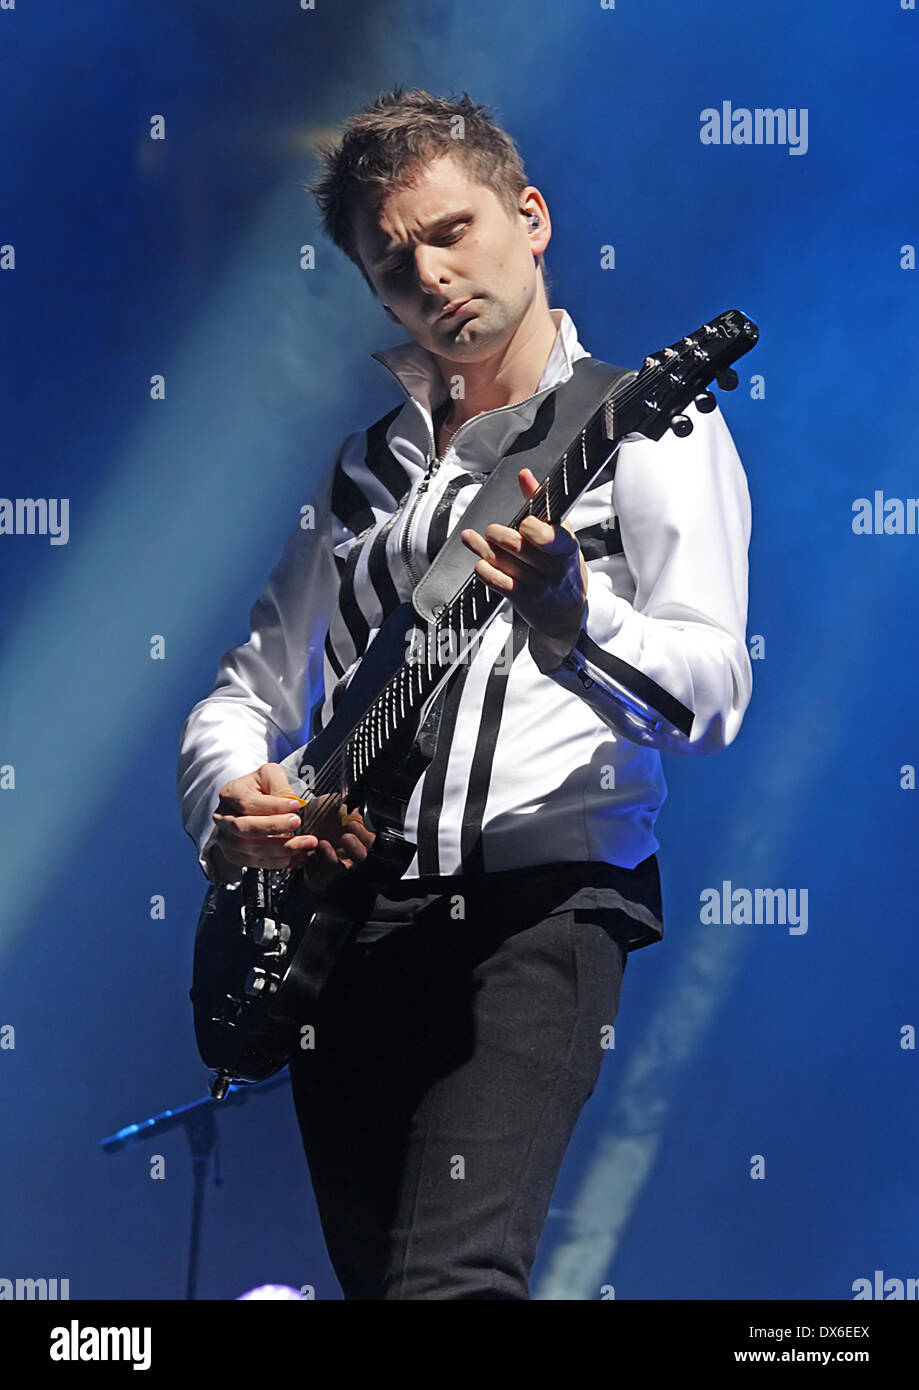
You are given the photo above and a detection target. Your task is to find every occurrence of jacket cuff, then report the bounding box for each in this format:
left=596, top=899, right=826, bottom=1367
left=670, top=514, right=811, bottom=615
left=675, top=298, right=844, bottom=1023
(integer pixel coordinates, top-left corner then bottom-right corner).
left=199, top=825, right=243, bottom=888
left=529, top=582, right=694, bottom=746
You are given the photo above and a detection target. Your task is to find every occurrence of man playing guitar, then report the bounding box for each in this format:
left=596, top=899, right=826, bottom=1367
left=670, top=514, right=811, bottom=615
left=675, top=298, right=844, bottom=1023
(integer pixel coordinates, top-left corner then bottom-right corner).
left=177, top=86, right=753, bottom=1299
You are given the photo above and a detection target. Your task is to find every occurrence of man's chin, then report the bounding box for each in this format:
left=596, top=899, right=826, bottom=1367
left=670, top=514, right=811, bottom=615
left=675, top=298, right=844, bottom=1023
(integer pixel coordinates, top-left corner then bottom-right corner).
left=421, top=309, right=507, bottom=360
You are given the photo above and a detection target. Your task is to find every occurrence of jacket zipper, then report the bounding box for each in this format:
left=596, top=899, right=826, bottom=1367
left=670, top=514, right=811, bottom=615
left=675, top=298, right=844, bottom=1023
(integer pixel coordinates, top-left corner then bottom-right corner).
left=400, top=441, right=448, bottom=586
left=372, top=356, right=575, bottom=588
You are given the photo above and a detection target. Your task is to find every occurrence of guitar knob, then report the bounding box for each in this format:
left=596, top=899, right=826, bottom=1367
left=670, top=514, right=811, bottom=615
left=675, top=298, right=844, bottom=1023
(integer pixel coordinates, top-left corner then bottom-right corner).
left=209, top=1071, right=233, bottom=1102
left=716, top=368, right=738, bottom=390
left=694, top=391, right=717, bottom=413
left=249, top=915, right=279, bottom=945
left=670, top=414, right=693, bottom=437
left=244, top=967, right=280, bottom=997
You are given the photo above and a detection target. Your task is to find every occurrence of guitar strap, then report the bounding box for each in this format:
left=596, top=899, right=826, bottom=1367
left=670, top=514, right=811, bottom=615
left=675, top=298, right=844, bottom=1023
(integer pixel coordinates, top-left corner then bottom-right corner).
left=402, top=356, right=636, bottom=765
left=411, top=356, right=637, bottom=622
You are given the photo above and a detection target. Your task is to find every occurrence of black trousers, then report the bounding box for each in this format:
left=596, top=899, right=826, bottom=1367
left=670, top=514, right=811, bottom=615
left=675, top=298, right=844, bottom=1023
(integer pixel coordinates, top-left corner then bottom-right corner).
left=287, top=877, right=629, bottom=1300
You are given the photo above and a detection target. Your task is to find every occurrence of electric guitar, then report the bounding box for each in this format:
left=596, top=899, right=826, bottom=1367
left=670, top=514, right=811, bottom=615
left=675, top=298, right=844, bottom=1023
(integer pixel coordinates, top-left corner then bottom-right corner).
left=191, top=308, right=759, bottom=1098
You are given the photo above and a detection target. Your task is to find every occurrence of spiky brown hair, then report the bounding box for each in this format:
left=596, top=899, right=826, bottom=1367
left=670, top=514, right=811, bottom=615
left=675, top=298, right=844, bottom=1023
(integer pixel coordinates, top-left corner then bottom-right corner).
left=304, top=86, right=548, bottom=295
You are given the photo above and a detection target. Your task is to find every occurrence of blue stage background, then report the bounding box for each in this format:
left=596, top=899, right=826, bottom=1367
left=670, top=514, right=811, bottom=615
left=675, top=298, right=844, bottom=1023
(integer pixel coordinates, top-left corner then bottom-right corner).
left=1, top=0, right=917, bottom=1300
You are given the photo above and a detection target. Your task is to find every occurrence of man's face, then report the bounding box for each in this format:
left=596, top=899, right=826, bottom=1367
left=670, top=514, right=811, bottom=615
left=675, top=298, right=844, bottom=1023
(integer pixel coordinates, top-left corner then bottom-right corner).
left=351, top=153, right=549, bottom=365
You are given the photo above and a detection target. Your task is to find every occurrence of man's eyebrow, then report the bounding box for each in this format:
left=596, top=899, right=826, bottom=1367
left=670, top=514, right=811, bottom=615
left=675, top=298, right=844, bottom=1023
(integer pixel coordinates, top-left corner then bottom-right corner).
left=372, top=210, right=474, bottom=264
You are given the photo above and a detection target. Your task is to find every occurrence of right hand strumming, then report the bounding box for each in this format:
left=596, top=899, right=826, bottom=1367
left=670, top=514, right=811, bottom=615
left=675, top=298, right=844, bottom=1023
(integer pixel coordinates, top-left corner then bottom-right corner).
left=209, top=762, right=375, bottom=888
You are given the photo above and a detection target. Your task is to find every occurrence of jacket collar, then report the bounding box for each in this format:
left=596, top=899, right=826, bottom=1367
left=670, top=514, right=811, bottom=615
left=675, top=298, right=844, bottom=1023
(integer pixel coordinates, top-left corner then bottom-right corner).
left=369, top=308, right=589, bottom=459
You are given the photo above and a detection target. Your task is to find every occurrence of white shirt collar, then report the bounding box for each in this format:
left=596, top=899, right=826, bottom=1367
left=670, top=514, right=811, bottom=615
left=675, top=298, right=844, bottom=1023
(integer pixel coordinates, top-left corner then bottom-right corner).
left=369, top=307, right=588, bottom=420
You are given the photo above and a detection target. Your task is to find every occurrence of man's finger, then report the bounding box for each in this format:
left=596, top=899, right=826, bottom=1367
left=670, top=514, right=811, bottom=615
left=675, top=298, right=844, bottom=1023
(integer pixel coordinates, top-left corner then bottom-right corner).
left=221, top=840, right=316, bottom=869
left=339, top=826, right=375, bottom=857
left=520, top=514, right=580, bottom=554
left=475, top=521, right=568, bottom=575
left=217, top=791, right=307, bottom=818
left=486, top=520, right=548, bottom=554
left=258, top=763, right=298, bottom=796
left=214, top=810, right=313, bottom=839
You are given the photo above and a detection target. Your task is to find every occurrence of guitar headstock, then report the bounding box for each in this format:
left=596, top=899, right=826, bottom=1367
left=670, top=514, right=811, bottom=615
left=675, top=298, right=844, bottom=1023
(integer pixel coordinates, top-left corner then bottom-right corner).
left=615, top=308, right=759, bottom=442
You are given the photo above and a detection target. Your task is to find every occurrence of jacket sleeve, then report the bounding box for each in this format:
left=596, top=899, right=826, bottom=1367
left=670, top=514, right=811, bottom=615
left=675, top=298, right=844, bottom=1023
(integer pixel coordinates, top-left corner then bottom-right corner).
left=176, top=435, right=359, bottom=883
left=528, top=398, right=753, bottom=755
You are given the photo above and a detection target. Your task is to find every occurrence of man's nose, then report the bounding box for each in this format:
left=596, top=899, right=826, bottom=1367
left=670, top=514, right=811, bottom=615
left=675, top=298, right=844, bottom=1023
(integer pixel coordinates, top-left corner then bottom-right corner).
left=413, top=244, right=451, bottom=295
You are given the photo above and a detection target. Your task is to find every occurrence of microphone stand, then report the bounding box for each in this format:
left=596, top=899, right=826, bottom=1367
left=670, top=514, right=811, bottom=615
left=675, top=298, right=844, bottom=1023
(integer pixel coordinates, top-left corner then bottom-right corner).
left=100, top=1072, right=290, bottom=1300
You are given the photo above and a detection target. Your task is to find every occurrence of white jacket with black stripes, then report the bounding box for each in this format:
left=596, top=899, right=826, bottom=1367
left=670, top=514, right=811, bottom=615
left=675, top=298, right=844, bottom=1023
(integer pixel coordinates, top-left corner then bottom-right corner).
left=177, top=308, right=753, bottom=885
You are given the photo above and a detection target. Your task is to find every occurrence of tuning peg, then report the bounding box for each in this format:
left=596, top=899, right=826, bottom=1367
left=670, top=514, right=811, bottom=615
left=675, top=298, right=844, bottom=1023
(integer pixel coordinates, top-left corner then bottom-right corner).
left=670, top=414, right=693, bottom=437
left=694, top=390, right=717, bottom=413
left=716, top=368, right=738, bottom=390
